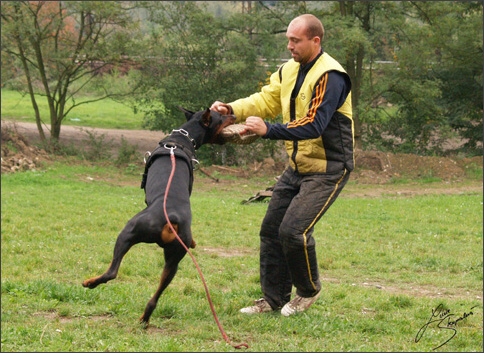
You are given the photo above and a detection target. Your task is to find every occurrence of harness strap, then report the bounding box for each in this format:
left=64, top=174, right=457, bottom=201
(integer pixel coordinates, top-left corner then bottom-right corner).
left=140, top=141, right=196, bottom=193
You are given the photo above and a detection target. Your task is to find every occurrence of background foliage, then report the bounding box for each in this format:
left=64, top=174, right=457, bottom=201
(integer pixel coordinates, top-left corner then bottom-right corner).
left=1, top=1, right=482, bottom=161
left=1, top=1, right=143, bottom=145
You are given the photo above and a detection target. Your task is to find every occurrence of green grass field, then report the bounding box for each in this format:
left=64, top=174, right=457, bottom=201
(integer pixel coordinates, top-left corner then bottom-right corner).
left=1, top=89, right=143, bottom=130
left=1, top=161, right=482, bottom=352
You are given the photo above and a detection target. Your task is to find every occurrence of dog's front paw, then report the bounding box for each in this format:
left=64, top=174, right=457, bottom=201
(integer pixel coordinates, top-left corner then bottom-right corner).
left=139, top=316, right=150, bottom=329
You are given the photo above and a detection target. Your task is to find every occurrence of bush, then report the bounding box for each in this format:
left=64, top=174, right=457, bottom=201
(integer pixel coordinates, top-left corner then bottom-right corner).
left=115, top=137, right=138, bottom=166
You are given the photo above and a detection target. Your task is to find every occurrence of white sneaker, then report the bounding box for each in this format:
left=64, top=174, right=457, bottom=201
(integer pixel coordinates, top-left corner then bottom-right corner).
left=240, top=298, right=273, bottom=314
left=281, top=291, right=321, bottom=316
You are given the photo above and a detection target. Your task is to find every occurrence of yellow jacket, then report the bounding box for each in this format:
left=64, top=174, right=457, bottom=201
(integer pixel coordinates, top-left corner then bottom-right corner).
left=230, top=52, right=354, bottom=174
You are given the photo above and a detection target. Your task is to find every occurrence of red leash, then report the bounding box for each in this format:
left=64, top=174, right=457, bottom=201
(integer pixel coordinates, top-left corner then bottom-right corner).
left=163, top=147, right=249, bottom=349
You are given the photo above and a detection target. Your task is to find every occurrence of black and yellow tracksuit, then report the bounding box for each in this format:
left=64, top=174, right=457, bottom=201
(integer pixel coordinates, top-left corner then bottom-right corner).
left=228, top=50, right=353, bottom=308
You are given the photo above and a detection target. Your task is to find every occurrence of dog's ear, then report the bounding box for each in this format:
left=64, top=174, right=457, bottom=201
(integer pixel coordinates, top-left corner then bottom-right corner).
left=200, top=108, right=212, bottom=127
left=178, top=107, right=195, bottom=121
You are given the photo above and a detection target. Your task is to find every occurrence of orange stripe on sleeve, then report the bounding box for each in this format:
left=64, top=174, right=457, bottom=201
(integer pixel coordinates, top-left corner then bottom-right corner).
left=287, top=73, right=328, bottom=128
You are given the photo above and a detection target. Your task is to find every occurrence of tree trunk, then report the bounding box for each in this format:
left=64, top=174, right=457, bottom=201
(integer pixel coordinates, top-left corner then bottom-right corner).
left=15, top=40, right=46, bottom=143
left=340, top=1, right=371, bottom=150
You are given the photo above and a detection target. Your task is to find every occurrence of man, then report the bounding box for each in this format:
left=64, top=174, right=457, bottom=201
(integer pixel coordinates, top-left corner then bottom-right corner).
left=211, top=14, right=353, bottom=316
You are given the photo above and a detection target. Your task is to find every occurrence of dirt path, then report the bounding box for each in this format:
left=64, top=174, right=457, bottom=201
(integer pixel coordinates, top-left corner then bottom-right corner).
left=10, top=121, right=165, bottom=155
left=2, top=120, right=483, bottom=199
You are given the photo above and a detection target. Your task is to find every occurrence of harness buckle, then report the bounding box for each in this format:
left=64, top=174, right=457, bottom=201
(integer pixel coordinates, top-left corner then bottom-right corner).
left=144, top=151, right=152, bottom=164
left=172, top=129, right=197, bottom=148
left=174, top=128, right=189, bottom=137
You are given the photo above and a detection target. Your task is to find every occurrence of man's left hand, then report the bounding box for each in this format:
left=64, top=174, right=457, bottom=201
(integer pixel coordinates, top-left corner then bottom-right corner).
left=245, top=116, right=268, bottom=136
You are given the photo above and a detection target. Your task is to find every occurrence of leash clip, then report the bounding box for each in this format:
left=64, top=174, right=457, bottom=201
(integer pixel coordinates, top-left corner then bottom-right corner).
left=191, top=158, right=200, bottom=170
left=163, top=144, right=177, bottom=155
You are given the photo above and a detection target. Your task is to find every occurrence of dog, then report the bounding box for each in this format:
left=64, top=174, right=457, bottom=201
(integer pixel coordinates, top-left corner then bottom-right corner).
left=82, top=108, right=235, bottom=327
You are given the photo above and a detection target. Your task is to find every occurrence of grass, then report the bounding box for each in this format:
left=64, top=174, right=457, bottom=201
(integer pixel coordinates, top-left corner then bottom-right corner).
left=1, top=161, right=482, bottom=352
left=0, top=89, right=143, bottom=130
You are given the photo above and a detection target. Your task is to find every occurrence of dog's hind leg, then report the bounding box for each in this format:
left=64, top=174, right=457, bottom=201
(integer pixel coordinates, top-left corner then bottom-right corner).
left=82, top=211, right=151, bottom=289
left=139, top=244, right=187, bottom=327
left=82, top=229, right=135, bottom=289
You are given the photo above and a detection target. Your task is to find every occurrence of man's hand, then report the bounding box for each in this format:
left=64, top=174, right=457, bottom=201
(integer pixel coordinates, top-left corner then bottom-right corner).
left=210, top=101, right=231, bottom=115
left=245, top=116, right=268, bottom=136
left=220, top=124, right=259, bottom=144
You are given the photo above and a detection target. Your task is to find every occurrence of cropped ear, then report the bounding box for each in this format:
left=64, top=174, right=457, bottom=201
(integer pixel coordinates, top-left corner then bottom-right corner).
left=178, top=106, right=195, bottom=121
left=200, top=108, right=212, bottom=127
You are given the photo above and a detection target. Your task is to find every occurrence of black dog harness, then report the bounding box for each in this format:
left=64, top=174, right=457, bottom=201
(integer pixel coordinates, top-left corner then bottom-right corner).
left=141, top=129, right=199, bottom=195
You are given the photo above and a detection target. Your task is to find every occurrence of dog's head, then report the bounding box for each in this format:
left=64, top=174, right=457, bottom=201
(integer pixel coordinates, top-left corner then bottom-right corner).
left=178, top=107, right=236, bottom=147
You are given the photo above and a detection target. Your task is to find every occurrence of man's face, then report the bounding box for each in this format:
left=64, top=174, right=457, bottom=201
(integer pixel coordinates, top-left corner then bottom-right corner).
left=286, top=20, right=320, bottom=65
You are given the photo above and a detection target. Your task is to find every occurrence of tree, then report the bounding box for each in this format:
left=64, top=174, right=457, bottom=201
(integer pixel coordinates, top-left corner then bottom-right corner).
left=136, top=1, right=273, bottom=132
left=1, top=1, right=145, bottom=146
left=4, top=1, right=479, bottom=158
left=316, top=1, right=482, bottom=155
left=135, top=1, right=286, bottom=165
left=373, top=1, right=483, bottom=155
left=328, top=1, right=376, bottom=149
left=429, top=1, right=483, bottom=155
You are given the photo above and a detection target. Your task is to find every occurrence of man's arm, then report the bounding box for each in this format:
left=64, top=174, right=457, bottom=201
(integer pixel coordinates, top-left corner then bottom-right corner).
left=264, top=71, right=350, bottom=140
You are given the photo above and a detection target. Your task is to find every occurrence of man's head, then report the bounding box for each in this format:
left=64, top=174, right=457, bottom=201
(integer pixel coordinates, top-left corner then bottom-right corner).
left=286, top=14, right=324, bottom=65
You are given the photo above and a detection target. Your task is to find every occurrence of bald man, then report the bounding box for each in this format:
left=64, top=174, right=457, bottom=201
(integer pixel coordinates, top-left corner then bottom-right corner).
left=211, top=14, right=353, bottom=316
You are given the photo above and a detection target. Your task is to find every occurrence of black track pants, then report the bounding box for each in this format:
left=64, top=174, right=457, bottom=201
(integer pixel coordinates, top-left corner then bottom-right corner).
left=259, top=166, right=350, bottom=309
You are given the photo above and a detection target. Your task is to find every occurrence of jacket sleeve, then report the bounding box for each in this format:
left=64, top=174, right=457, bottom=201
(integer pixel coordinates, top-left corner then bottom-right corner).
left=264, top=71, right=350, bottom=140
left=229, top=69, right=283, bottom=123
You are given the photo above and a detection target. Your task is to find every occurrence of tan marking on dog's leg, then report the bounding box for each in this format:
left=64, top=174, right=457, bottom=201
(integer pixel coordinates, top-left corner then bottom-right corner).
left=161, top=223, right=197, bottom=248
left=161, top=223, right=178, bottom=243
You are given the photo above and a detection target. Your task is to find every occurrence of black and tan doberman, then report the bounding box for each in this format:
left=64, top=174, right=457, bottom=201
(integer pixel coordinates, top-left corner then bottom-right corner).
left=82, top=108, right=235, bottom=327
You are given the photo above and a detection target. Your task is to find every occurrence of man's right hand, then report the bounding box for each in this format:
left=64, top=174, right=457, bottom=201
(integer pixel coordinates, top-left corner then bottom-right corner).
left=210, top=101, right=231, bottom=115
